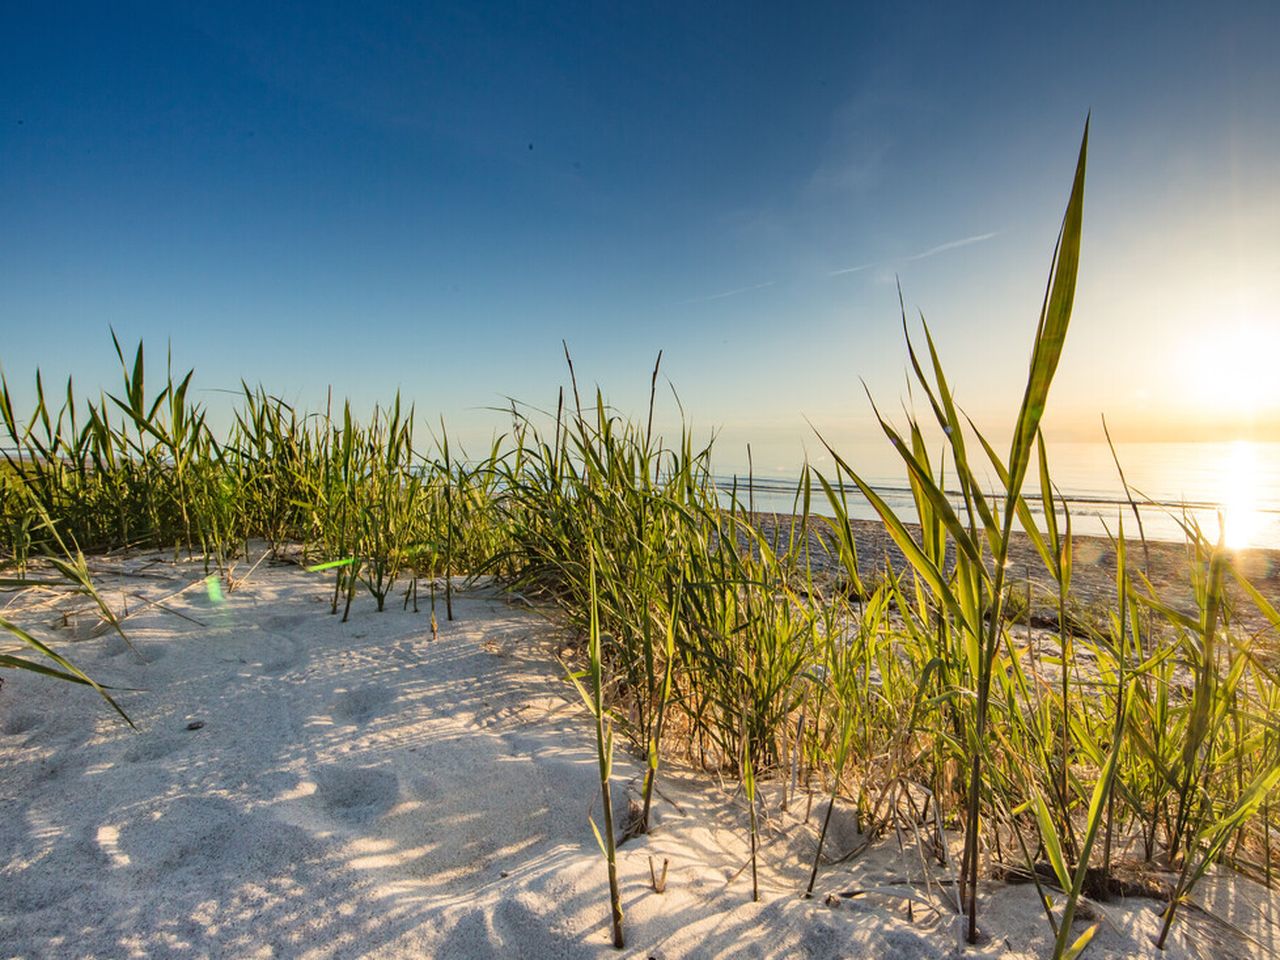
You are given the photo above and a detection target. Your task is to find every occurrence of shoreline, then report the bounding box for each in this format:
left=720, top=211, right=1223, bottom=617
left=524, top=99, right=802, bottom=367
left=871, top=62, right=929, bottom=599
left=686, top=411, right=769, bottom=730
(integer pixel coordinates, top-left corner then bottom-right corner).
left=749, top=512, right=1280, bottom=635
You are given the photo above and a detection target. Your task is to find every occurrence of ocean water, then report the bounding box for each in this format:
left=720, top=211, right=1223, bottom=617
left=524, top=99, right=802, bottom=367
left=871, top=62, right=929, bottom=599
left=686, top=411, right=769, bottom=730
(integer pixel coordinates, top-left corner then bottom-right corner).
left=716, top=440, right=1280, bottom=551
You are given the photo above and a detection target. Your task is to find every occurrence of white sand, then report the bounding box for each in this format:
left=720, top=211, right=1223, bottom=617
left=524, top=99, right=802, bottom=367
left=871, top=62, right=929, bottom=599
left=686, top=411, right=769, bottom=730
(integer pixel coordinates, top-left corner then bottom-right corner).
left=1, top=556, right=1273, bottom=958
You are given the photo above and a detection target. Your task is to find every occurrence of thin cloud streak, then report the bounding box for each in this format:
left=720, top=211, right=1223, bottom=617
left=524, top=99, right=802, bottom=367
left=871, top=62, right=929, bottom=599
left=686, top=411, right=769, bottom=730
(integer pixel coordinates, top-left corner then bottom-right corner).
left=903, top=231, right=998, bottom=262
left=829, top=231, right=998, bottom=276
left=828, top=261, right=875, bottom=277
left=678, top=230, right=998, bottom=304
left=678, top=280, right=776, bottom=305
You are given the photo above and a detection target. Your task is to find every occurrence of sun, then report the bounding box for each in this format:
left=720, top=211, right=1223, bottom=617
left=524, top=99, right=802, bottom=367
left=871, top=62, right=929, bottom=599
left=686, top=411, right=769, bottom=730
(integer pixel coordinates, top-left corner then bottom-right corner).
left=1183, top=324, right=1280, bottom=416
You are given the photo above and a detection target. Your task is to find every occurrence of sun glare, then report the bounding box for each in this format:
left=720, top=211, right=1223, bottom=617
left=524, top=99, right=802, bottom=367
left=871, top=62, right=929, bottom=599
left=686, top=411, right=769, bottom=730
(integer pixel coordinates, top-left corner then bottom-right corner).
left=1219, top=440, right=1262, bottom=550
left=1187, top=325, right=1280, bottom=415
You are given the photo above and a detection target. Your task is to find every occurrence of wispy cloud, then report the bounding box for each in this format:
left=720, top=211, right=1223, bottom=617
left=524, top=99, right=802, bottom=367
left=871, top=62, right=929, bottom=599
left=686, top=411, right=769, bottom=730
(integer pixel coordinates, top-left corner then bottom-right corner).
left=677, top=280, right=776, bottom=305
left=903, top=231, right=997, bottom=262
left=828, top=231, right=998, bottom=277
left=677, top=230, right=998, bottom=303
left=827, top=261, right=876, bottom=277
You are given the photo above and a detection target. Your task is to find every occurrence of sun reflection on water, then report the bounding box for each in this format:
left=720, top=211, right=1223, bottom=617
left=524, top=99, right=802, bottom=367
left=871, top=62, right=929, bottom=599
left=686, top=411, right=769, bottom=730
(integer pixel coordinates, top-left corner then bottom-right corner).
left=1219, top=440, right=1262, bottom=550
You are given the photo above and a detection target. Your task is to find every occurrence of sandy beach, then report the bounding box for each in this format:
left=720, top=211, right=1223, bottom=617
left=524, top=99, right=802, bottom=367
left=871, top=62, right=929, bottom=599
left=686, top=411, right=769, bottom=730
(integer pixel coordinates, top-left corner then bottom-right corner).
left=3, top=552, right=1275, bottom=958
left=751, top=514, right=1280, bottom=638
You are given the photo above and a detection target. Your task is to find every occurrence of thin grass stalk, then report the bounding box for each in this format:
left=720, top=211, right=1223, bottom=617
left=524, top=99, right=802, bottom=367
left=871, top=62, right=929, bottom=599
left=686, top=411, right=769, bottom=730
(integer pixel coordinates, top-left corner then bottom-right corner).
left=573, top=544, right=625, bottom=948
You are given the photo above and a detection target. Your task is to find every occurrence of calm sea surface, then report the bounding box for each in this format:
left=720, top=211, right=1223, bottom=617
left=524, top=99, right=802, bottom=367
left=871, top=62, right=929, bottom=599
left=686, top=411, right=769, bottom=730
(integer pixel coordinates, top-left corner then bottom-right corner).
left=716, top=440, right=1280, bottom=551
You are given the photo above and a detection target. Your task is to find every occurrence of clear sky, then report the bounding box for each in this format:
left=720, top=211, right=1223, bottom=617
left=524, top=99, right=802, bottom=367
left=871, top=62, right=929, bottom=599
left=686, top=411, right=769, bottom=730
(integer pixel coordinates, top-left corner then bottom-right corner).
left=3, top=2, right=1279, bottom=472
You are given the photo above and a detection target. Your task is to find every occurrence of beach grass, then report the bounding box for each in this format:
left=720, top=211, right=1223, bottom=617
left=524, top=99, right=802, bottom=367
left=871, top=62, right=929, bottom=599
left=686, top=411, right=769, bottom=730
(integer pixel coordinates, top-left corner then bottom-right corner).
left=4, top=124, right=1280, bottom=955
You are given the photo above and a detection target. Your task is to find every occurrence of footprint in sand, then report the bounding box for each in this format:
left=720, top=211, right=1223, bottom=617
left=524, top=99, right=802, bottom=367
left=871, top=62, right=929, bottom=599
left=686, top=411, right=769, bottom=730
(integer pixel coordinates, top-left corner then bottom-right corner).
left=134, top=644, right=167, bottom=664
left=257, top=637, right=304, bottom=675
left=312, top=764, right=400, bottom=823
left=2, top=710, right=94, bottom=752
left=330, top=685, right=393, bottom=724
left=4, top=823, right=104, bottom=911
left=263, top=613, right=310, bottom=632
left=115, top=796, right=241, bottom=877
left=122, top=734, right=186, bottom=764
left=116, top=795, right=319, bottom=879
left=2, top=711, right=43, bottom=736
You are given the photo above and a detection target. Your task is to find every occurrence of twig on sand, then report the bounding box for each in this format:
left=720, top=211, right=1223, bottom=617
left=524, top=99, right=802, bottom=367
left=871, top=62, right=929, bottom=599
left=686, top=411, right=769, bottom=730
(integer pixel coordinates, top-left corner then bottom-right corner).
left=649, top=856, right=669, bottom=893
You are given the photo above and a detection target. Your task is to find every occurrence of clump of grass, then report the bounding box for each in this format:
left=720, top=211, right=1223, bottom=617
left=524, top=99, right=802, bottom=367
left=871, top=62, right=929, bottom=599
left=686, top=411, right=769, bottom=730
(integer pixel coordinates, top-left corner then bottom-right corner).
left=0, top=490, right=133, bottom=725
left=809, top=119, right=1089, bottom=945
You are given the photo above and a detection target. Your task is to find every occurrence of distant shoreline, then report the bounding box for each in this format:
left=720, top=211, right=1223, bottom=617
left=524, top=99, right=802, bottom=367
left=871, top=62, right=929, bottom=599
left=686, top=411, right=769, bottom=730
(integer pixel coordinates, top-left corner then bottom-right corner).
left=749, top=511, right=1280, bottom=634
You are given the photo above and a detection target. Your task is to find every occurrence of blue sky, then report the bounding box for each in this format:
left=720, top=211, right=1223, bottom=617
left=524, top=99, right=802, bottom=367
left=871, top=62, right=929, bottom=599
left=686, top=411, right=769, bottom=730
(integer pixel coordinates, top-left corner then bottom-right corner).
left=3, top=2, right=1279, bottom=471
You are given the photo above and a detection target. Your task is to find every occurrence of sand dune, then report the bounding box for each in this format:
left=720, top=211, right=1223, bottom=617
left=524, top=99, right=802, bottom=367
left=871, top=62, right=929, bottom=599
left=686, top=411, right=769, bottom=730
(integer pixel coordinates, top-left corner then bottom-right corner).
left=0, top=558, right=1269, bottom=958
